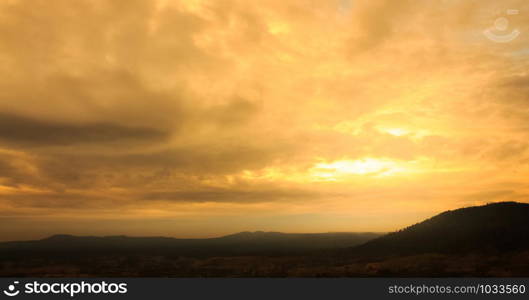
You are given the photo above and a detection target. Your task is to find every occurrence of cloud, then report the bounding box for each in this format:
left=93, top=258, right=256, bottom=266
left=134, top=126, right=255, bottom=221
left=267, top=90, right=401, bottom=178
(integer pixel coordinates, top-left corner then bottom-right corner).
left=347, top=0, right=413, bottom=53
left=0, top=112, right=169, bottom=146
left=142, top=187, right=322, bottom=203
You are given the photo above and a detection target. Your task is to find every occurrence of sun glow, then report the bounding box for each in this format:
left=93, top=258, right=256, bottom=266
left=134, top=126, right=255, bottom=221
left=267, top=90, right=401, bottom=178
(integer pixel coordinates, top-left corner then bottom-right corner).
left=383, top=128, right=409, bottom=137
left=311, top=158, right=408, bottom=181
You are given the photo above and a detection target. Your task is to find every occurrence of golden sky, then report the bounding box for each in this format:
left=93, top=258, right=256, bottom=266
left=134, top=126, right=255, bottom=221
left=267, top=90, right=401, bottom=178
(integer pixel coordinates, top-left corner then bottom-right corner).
left=1, top=0, right=529, bottom=241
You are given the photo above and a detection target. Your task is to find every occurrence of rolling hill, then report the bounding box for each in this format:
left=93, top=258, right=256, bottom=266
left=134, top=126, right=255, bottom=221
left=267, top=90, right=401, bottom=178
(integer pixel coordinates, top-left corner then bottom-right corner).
left=350, top=201, right=529, bottom=257
left=2, top=202, right=529, bottom=277
left=0, top=231, right=381, bottom=258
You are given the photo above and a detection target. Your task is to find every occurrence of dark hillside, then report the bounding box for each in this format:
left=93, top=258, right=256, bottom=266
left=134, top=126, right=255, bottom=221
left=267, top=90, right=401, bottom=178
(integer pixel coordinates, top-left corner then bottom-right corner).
left=351, top=202, right=529, bottom=257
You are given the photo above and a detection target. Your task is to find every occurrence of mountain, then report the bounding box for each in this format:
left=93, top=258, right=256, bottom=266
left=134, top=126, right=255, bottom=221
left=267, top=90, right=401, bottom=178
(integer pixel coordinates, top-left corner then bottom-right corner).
left=2, top=202, right=529, bottom=277
left=0, top=231, right=381, bottom=258
left=350, top=202, right=529, bottom=257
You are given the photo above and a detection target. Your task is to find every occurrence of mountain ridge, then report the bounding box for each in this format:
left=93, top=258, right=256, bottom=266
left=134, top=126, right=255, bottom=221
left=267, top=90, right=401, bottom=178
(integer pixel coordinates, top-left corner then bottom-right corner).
left=350, top=201, right=529, bottom=257
left=4, top=201, right=529, bottom=256
left=2, top=202, right=529, bottom=277
left=0, top=231, right=382, bottom=256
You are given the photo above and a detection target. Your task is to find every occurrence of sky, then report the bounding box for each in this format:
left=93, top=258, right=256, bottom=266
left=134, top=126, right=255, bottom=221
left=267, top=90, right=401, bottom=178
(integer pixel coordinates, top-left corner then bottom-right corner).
left=1, top=0, right=529, bottom=241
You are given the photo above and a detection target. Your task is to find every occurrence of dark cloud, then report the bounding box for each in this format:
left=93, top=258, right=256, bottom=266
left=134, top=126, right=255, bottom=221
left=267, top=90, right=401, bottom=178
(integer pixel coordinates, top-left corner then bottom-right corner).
left=1, top=192, right=112, bottom=209
left=0, top=112, right=169, bottom=146
left=31, top=142, right=297, bottom=189
left=206, top=97, right=261, bottom=127
left=496, top=74, right=529, bottom=104
left=488, top=140, right=528, bottom=161
left=142, top=187, right=321, bottom=203
left=0, top=150, right=43, bottom=188
left=348, top=0, right=413, bottom=53
left=0, top=0, right=210, bottom=74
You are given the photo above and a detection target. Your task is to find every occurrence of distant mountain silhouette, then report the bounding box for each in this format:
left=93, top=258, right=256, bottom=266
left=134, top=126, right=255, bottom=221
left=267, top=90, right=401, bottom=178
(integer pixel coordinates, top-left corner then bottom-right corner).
left=0, top=231, right=381, bottom=258
left=351, top=202, right=529, bottom=257
left=2, top=202, right=529, bottom=277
